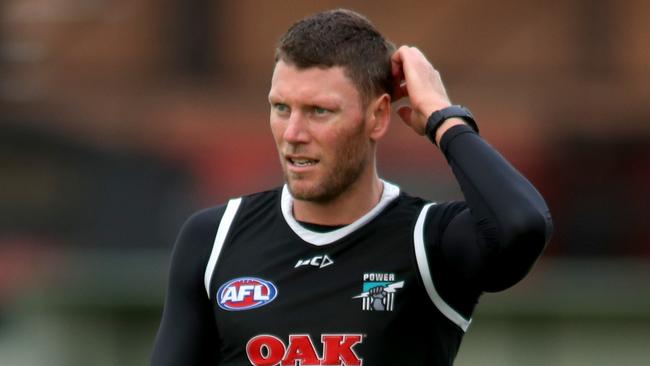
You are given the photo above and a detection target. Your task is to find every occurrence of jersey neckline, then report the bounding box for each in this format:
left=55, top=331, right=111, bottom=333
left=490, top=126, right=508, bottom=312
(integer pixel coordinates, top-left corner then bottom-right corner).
left=280, top=180, right=401, bottom=246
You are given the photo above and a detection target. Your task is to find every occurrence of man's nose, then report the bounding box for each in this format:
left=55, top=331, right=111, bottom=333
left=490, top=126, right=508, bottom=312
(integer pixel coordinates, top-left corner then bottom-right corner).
left=283, top=112, right=310, bottom=144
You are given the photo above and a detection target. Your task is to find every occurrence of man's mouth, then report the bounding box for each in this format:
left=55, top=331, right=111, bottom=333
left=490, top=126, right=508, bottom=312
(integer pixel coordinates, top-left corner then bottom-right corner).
left=287, top=157, right=319, bottom=167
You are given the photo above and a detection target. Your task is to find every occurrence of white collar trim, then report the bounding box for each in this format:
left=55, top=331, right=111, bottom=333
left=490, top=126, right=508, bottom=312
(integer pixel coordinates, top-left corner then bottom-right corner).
left=281, top=180, right=400, bottom=246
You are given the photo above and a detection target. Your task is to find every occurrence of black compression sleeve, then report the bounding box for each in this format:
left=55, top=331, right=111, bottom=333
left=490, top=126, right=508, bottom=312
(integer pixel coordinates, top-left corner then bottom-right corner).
left=151, top=206, right=225, bottom=366
left=429, top=124, right=553, bottom=301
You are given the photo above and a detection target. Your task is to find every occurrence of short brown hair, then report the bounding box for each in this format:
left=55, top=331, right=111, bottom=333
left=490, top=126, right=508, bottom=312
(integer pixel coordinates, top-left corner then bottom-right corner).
left=275, top=9, right=395, bottom=105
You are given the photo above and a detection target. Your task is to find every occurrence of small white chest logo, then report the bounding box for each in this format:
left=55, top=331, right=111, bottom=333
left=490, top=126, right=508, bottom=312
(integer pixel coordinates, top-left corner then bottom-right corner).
left=294, top=254, right=334, bottom=269
left=353, top=272, right=404, bottom=311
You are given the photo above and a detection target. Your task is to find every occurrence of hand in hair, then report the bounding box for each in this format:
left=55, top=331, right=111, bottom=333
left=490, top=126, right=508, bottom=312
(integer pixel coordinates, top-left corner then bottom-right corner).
left=390, top=46, right=466, bottom=141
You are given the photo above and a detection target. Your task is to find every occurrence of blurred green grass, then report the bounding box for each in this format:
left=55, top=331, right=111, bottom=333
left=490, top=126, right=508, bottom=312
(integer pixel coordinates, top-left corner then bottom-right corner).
left=1, top=251, right=649, bottom=365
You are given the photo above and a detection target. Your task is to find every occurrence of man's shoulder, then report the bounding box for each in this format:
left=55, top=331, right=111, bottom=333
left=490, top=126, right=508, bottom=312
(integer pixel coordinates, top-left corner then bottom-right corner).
left=395, top=190, right=455, bottom=210
left=393, top=191, right=468, bottom=223
left=185, top=187, right=283, bottom=227
left=241, top=186, right=283, bottom=203
left=431, top=200, right=468, bottom=214
left=179, top=205, right=227, bottom=240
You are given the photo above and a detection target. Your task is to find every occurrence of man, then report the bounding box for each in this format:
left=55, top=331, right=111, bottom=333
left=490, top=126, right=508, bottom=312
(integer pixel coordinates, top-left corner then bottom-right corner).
left=151, top=9, right=552, bottom=366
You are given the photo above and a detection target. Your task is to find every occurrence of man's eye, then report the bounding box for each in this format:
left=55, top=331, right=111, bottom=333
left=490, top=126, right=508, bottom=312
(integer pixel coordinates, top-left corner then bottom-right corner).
left=274, top=103, right=289, bottom=113
left=313, top=107, right=329, bottom=115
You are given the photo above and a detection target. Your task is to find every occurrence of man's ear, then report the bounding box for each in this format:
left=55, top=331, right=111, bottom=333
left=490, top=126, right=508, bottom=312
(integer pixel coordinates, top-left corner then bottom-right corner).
left=367, top=93, right=391, bottom=141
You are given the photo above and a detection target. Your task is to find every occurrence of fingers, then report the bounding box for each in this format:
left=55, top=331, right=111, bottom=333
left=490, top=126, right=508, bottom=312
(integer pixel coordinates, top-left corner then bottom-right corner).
left=396, top=105, right=412, bottom=126
left=391, top=45, right=426, bottom=100
left=391, top=45, right=448, bottom=135
left=390, top=46, right=426, bottom=100
left=397, top=105, right=426, bottom=136
left=392, top=81, right=408, bottom=101
left=390, top=53, right=402, bottom=79
left=390, top=50, right=406, bottom=101
left=390, top=46, right=407, bottom=79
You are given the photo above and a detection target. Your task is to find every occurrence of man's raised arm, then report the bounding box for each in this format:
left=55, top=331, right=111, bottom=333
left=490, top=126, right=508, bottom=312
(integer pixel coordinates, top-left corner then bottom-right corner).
left=391, top=46, right=553, bottom=293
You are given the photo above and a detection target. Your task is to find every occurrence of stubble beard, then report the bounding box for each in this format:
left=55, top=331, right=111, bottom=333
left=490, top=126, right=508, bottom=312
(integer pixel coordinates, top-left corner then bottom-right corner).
left=282, top=121, right=369, bottom=204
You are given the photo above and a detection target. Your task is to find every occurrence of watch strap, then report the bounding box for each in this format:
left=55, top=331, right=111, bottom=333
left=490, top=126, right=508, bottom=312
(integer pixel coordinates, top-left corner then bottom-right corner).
left=425, top=105, right=479, bottom=145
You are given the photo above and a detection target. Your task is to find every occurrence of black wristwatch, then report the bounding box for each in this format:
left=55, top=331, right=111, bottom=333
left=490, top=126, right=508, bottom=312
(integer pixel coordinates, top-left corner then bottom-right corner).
left=425, top=105, right=479, bottom=145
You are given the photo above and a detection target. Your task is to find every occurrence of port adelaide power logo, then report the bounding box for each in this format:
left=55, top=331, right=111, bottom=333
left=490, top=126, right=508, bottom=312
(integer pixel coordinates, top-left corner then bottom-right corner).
left=353, top=273, right=404, bottom=311
left=217, top=277, right=278, bottom=311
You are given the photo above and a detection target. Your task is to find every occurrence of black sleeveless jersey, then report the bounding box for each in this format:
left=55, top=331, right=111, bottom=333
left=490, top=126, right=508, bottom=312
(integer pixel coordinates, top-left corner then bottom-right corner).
left=205, top=181, right=472, bottom=366
left=152, top=125, right=554, bottom=366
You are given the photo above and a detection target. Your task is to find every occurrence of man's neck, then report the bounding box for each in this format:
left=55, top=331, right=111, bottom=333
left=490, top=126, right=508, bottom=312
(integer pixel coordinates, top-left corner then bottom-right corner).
left=292, top=176, right=384, bottom=226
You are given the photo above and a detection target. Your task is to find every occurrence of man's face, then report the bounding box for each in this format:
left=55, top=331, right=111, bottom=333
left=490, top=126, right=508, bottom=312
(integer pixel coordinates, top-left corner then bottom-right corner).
left=268, top=60, right=373, bottom=203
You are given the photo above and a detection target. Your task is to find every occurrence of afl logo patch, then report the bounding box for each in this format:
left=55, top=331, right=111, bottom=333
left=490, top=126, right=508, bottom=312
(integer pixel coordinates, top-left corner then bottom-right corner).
left=217, top=277, right=278, bottom=311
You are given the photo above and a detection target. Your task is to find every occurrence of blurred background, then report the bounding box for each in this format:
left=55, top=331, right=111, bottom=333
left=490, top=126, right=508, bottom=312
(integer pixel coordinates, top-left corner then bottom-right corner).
left=0, top=0, right=648, bottom=365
